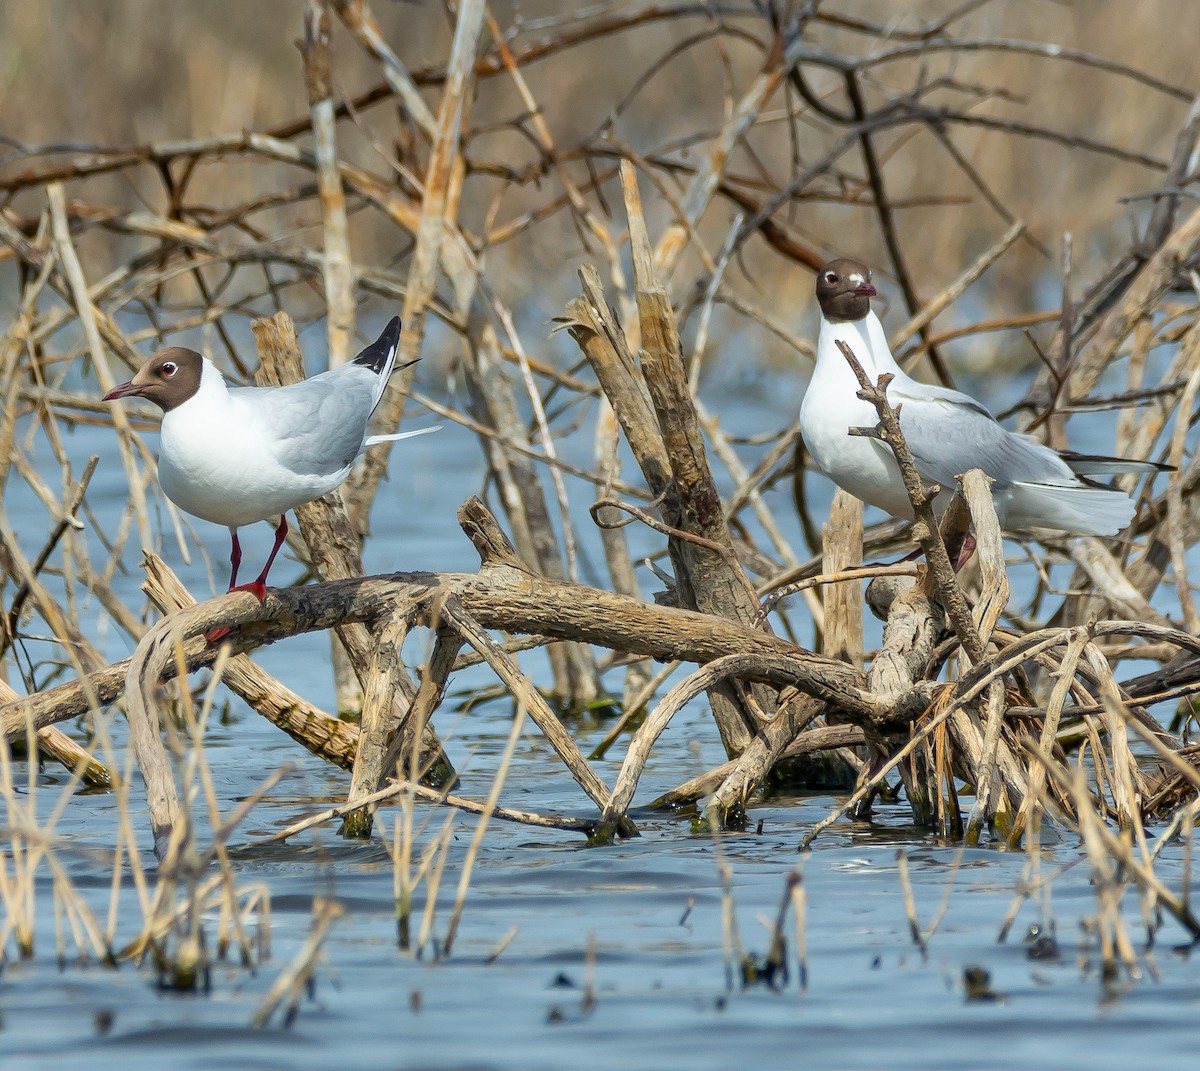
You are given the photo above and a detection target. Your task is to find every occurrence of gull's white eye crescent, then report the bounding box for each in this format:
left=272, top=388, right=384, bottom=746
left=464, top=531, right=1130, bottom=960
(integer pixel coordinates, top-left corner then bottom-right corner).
left=161, top=361, right=178, bottom=377
left=823, top=271, right=838, bottom=284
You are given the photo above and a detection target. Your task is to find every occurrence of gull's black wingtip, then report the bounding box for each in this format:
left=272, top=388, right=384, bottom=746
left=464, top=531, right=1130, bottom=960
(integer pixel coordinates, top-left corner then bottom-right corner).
left=1060, top=449, right=1175, bottom=476
left=353, top=316, right=403, bottom=374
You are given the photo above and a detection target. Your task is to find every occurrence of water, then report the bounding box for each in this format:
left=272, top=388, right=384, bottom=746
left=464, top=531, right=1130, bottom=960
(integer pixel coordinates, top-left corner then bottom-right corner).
left=2, top=364, right=1195, bottom=1068
left=8, top=767, right=1199, bottom=1069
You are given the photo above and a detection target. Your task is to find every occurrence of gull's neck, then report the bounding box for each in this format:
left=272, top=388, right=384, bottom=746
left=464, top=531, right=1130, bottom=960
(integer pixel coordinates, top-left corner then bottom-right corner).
left=198, top=358, right=230, bottom=395
left=816, top=308, right=897, bottom=380
left=167, top=357, right=231, bottom=422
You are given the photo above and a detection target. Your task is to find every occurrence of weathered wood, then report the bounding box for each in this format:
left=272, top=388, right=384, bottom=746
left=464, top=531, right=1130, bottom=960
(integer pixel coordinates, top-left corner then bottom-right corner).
left=341, top=614, right=409, bottom=836
left=0, top=679, right=111, bottom=787
left=261, top=775, right=598, bottom=843
left=12, top=498, right=882, bottom=855
left=567, top=174, right=779, bottom=758
left=568, top=271, right=670, bottom=483
left=439, top=594, right=633, bottom=832
left=866, top=575, right=942, bottom=705
left=123, top=626, right=185, bottom=860
left=821, top=490, right=864, bottom=668
left=565, top=271, right=686, bottom=589
left=706, top=691, right=826, bottom=827
left=461, top=318, right=600, bottom=705
left=960, top=469, right=1015, bottom=839
left=600, top=657, right=822, bottom=836
left=625, top=164, right=769, bottom=641
left=593, top=396, right=651, bottom=709
left=862, top=571, right=944, bottom=828
left=143, top=553, right=361, bottom=769
left=379, top=617, right=463, bottom=782
left=2, top=555, right=884, bottom=744
left=646, top=724, right=867, bottom=811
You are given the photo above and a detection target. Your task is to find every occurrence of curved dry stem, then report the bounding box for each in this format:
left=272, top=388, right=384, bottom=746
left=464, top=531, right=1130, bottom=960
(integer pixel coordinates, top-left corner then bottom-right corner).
left=437, top=594, right=626, bottom=826
left=601, top=653, right=812, bottom=829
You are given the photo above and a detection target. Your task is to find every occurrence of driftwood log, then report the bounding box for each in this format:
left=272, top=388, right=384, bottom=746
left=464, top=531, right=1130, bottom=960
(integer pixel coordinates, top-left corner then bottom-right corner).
left=0, top=493, right=898, bottom=858
left=8, top=484, right=1193, bottom=862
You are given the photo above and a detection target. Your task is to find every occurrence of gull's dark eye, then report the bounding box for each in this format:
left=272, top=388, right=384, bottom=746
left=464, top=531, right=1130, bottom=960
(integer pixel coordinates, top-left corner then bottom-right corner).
left=161, top=361, right=178, bottom=377
left=824, top=271, right=838, bottom=284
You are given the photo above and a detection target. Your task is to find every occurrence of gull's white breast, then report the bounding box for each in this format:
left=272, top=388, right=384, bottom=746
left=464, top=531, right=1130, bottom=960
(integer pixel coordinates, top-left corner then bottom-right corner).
left=156, top=362, right=354, bottom=527
left=799, top=315, right=915, bottom=518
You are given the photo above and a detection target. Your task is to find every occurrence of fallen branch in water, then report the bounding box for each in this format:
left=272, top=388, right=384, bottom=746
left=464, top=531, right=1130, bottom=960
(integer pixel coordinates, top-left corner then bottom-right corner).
left=6, top=481, right=1192, bottom=857
left=20, top=496, right=881, bottom=857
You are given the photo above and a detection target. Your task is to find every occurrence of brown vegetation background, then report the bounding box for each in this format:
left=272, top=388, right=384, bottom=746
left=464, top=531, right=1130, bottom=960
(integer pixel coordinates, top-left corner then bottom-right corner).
left=3, top=0, right=1196, bottom=370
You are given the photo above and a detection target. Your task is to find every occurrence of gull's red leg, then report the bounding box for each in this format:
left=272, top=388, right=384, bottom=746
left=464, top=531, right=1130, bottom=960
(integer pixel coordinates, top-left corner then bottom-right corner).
left=207, top=516, right=288, bottom=645
left=953, top=533, right=977, bottom=572
left=238, top=514, right=289, bottom=603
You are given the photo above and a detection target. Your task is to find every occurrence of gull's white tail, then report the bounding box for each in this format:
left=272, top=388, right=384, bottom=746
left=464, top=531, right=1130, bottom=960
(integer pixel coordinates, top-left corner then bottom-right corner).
left=363, top=426, right=441, bottom=449
left=1006, top=480, right=1136, bottom=536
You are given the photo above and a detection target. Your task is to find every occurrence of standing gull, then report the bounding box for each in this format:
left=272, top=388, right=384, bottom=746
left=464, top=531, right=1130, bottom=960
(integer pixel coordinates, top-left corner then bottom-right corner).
left=104, top=316, right=435, bottom=599
left=799, top=258, right=1161, bottom=536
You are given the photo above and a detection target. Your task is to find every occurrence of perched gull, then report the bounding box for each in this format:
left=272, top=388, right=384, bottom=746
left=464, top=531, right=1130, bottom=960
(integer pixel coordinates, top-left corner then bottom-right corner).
left=799, top=258, right=1162, bottom=536
left=104, top=316, right=436, bottom=600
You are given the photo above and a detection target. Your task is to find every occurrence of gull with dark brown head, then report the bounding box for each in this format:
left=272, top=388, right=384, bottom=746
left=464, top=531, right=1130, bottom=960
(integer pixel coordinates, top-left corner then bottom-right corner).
left=104, top=316, right=436, bottom=605
left=799, top=258, right=1164, bottom=536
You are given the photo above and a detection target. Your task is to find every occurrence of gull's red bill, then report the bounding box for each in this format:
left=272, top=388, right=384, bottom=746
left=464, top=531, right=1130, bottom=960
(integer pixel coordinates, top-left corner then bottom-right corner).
left=102, top=380, right=145, bottom=401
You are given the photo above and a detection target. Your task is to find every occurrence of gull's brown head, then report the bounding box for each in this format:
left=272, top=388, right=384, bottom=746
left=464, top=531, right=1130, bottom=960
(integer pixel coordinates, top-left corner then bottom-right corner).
left=102, top=347, right=204, bottom=413
left=815, top=258, right=877, bottom=323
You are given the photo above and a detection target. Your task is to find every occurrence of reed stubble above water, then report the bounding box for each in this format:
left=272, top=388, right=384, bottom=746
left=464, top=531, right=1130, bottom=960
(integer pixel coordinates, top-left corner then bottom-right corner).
left=1, top=1, right=1199, bottom=898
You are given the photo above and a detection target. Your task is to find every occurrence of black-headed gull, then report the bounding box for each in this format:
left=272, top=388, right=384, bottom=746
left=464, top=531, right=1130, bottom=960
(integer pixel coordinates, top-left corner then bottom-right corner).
left=104, top=316, right=435, bottom=599
left=800, top=258, right=1162, bottom=536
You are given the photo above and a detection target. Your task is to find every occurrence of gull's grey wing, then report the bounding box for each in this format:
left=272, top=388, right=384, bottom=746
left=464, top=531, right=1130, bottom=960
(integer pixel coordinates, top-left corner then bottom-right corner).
left=887, top=377, right=994, bottom=420
left=231, top=372, right=377, bottom=477
left=887, top=379, right=1074, bottom=490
